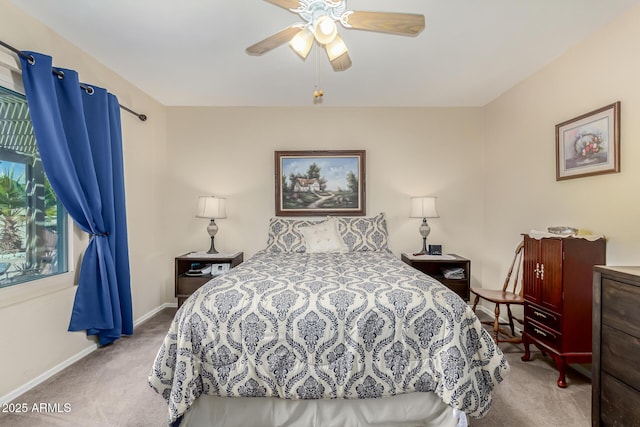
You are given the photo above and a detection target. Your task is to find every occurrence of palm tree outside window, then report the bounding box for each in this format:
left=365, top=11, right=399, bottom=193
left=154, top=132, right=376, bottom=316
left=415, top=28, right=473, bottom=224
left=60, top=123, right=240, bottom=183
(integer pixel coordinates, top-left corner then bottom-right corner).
left=0, top=84, right=67, bottom=288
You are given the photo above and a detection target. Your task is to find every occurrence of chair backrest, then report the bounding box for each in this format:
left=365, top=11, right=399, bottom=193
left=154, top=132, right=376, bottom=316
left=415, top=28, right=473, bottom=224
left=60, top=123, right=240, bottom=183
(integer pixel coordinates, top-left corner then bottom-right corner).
left=502, top=240, right=525, bottom=295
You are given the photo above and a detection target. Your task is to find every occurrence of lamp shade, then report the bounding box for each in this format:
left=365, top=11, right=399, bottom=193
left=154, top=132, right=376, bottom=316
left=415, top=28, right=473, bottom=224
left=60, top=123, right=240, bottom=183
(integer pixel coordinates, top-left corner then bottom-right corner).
left=289, top=27, right=314, bottom=59
left=313, top=16, right=337, bottom=45
left=196, top=196, right=226, bottom=219
left=325, top=34, right=348, bottom=61
left=410, top=196, right=439, bottom=218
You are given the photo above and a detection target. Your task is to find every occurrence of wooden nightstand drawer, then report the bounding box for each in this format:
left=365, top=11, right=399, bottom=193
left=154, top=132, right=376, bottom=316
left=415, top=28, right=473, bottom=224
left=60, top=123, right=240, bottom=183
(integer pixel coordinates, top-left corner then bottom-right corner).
left=440, top=279, right=469, bottom=299
left=177, top=275, right=212, bottom=296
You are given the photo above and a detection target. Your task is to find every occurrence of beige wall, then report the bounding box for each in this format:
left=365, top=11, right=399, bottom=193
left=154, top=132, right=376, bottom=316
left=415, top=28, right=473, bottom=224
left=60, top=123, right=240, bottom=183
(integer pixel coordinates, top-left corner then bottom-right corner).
left=3, top=0, right=640, bottom=405
left=482, top=5, right=640, bottom=289
left=164, top=106, right=485, bottom=265
left=166, top=4, right=640, bottom=319
left=0, top=1, right=168, bottom=399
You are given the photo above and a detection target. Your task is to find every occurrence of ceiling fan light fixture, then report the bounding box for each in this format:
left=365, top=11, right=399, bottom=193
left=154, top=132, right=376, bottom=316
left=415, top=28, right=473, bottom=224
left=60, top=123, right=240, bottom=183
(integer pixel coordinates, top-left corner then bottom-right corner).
left=289, top=27, right=314, bottom=59
left=246, top=1, right=425, bottom=74
left=313, top=15, right=337, bottom=45
left=325, top=34, right=347, bottom=61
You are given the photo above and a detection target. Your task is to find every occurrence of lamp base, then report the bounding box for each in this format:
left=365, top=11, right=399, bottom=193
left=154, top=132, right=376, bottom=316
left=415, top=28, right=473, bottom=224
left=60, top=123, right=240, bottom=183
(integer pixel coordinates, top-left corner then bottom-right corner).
left=416, top=237, right=428, bottom=255
left=206, top=236, right=218, bottom=254
left=206, top=219, right=219, bottom=254
left=416, top=218, right=431, bottom=254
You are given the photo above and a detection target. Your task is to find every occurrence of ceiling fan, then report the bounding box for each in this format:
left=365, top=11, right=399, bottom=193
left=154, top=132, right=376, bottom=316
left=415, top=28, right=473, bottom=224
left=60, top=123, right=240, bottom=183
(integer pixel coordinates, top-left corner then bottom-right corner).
left=246, top=0, right=425, bottom=72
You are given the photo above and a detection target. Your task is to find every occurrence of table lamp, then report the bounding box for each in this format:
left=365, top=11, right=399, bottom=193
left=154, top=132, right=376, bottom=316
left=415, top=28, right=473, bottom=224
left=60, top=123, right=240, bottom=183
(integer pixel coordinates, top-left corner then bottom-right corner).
left=410, top=196, right=439, bottom=255
left=196, top=196, right=226, bottom=254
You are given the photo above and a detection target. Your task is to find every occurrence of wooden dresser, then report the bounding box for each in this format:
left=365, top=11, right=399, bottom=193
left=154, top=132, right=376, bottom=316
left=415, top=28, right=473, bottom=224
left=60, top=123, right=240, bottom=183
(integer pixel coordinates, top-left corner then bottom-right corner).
left=520, top=234, right=606, bottom=387
left=592, top=266, right=640, bottom=427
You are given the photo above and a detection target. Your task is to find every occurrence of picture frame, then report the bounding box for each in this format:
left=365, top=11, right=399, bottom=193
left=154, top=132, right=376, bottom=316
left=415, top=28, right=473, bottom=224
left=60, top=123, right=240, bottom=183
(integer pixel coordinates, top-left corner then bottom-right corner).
left=556, top=102, right=620, bottom=181
left=275, top=150, right=366, bottom=216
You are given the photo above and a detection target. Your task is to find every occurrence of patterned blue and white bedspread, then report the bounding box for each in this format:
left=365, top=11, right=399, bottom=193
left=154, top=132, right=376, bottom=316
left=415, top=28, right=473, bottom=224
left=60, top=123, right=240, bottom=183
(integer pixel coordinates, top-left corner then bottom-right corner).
left=149, top=250, right=509, bottom=425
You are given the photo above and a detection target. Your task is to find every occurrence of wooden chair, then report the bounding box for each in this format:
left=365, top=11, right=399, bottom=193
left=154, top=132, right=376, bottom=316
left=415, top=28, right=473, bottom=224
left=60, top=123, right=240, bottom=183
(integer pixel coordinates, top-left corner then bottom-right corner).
left=471, top=240, right=525, bottom=344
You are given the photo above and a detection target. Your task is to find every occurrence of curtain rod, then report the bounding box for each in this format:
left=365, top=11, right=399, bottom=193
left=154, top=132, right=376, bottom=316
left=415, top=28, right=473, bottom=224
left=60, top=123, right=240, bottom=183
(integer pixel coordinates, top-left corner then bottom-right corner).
left=0, top=40, right=147, bottom=122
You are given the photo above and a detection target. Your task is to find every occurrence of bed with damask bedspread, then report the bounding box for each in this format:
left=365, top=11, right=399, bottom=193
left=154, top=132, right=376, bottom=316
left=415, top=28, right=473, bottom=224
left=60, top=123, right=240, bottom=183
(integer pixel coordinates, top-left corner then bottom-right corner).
left=148, top=215, right=509, bottom=426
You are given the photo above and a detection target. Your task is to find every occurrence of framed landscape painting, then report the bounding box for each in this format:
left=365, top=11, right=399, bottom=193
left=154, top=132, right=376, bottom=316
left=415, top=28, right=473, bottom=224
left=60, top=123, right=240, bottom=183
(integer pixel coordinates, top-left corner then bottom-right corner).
left=556, top=102, right=620, bottom=180
left=275, top=150, right=366, bottom=216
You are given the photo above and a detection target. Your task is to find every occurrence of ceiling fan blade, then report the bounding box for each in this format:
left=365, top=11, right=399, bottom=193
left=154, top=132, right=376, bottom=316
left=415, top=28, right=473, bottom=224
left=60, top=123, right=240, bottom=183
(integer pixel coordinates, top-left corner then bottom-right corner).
left=263, top=0, right=300, bottom=10
left=329, top=51, right=352, bottom=72
left=246, top=25, right=304, bottom=56
left=343, top=11, right=425, bottom=36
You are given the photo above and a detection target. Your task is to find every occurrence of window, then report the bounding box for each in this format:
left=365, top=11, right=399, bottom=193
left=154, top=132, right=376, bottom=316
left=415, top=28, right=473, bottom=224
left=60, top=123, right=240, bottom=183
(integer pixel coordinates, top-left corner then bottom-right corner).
left=0, top=84, right=68, bottom=288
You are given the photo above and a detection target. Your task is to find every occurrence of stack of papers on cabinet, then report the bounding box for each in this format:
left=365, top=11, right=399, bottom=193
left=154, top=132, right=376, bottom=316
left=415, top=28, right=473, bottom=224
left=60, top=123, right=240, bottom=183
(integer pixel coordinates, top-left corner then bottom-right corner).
left=442, top=267, right=465, bottom=280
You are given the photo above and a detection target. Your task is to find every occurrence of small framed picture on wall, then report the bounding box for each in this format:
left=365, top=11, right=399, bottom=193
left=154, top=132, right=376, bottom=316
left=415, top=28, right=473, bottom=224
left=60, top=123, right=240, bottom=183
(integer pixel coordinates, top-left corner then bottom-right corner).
left=556, top=102, right=620, bottom=181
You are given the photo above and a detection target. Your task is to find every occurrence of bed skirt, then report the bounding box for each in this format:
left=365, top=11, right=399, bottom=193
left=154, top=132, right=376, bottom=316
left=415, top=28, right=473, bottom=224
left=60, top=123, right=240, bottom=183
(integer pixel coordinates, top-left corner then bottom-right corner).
left=179, top=393, right=467, bottom=427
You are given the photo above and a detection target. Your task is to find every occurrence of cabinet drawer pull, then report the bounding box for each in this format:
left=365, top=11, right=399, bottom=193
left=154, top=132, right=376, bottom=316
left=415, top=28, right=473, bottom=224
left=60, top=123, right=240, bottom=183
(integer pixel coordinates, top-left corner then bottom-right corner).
left=533, top=310, right=556, bottom=321
left=534, top=327, right=549, bottom=338
left=531, top=327, right=557, bottom=341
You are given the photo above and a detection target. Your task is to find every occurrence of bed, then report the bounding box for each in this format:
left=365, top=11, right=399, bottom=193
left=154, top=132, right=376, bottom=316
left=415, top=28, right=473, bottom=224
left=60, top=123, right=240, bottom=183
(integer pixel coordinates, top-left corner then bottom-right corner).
left=149, top=214, right=509, bottom=426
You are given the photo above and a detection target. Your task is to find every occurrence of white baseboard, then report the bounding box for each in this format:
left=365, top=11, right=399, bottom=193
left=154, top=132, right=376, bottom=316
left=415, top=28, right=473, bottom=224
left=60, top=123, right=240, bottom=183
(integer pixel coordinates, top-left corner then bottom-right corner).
left=0, top=343, right=97, bottom=406
left=134, top=302, right=177, bottom=327
left=0, top=302, right=176, bottom=406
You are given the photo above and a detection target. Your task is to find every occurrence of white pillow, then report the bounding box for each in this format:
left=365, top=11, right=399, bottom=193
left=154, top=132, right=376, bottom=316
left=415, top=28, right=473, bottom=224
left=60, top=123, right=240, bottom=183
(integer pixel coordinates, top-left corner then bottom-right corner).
left=300, top=218, right=348, bottom=253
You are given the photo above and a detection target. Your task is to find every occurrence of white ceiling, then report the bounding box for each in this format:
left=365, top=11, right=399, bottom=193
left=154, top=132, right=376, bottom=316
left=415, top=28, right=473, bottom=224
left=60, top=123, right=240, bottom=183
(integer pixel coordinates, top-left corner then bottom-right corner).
left=10, top=0, right=640, bottom=107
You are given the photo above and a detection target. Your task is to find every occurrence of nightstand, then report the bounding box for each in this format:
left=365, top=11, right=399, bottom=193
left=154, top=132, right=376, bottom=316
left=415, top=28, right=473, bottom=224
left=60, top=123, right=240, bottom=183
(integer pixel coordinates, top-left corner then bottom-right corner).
left=174, top=252, right=243, bottom=308
left=401, top=253, right=470, bottom=301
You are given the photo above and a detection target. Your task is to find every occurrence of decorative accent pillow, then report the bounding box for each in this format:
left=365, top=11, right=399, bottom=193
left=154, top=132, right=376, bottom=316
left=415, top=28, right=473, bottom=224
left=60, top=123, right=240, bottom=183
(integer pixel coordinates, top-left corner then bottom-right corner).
left=300, top=218, right=348, bottom=253
left=265, top=217, right=322, bottom=252
left=336, top=213, right=389, bottom=251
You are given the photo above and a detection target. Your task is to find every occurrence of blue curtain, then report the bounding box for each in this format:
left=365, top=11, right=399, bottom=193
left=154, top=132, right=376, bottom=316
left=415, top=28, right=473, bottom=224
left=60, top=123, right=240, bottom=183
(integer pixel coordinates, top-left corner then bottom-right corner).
left=19, top=52, right=132, bottom=346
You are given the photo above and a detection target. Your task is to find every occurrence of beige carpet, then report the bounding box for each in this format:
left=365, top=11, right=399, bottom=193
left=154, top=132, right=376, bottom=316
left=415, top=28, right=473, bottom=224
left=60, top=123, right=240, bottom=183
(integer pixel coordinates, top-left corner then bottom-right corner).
left=472, top=341, right=591, bottom=426
left=0, top=308, right=590, bottom=426
left=0, top=309, right=174, bottom=427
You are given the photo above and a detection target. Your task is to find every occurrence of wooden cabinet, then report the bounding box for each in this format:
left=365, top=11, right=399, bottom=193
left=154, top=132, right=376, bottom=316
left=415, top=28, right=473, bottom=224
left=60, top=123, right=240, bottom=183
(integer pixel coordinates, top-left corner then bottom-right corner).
left=592, top=266, right=640, bottom=427
left=175, top=252, right=243, bottom=308
left=401, top=253, right=470, bottom=301
left=521, top=235, right=605, bottom=387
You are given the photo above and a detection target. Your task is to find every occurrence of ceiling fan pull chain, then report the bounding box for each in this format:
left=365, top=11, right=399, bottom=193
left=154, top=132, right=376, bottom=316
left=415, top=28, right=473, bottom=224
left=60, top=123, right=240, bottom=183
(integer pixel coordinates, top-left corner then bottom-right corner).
left=313, top=42, right=324, bottom=104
